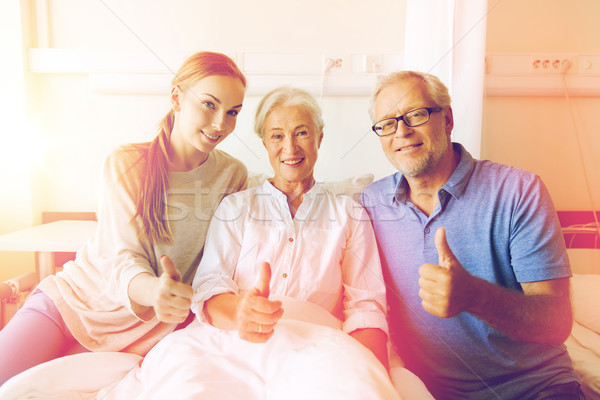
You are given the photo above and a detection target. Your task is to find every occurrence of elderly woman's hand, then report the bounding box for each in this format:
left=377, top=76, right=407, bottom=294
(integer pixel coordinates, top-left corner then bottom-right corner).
left=235, top=262, right=284, bottom=343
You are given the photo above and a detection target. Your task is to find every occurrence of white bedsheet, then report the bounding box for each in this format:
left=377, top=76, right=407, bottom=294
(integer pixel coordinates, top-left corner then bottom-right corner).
left=0, top=296, right=434, bottom=400
left=0, top=352, right=142, bottom=400
left=565, top=321, right=600, bottom=400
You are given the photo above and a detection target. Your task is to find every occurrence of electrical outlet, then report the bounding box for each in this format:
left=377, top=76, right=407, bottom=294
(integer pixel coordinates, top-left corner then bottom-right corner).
left=530, top=54, right=573, bottom=73
left=322, top=55, right=349, bottom=74
left=360, top=54, right=382, bottom=73
left=578, top=55, right=600, bottom=74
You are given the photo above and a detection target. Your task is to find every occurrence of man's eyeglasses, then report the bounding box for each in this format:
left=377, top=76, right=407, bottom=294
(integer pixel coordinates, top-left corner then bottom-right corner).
left=371, top=107, right=443, bottom=137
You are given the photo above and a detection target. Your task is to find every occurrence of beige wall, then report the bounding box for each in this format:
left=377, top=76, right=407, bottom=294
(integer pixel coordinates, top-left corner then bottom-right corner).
left=486, top=0, right=600, bottom=52
left=483, top=0, right=600, bottom=210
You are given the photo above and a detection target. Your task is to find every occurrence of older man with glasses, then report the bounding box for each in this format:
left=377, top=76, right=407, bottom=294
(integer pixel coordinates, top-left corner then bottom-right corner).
left=360, top=71, right=585, bottom=400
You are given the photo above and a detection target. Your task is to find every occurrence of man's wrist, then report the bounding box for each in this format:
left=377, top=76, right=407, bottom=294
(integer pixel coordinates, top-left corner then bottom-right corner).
left=465, top=275, right=490, bottom=316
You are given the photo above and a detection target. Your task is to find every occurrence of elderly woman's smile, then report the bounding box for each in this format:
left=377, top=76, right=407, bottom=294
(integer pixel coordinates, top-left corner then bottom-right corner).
left=281, top=157, right=304, bottom=166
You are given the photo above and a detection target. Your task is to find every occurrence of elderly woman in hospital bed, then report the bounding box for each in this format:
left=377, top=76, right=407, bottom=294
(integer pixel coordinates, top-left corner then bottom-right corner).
left=96, top=86, right=406, bottom=399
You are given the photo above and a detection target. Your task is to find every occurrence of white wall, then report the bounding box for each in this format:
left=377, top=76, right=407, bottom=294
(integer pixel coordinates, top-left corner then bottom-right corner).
left=25, top=0, right=406, bottom=215
left=47, top=0, right=404, bottom=53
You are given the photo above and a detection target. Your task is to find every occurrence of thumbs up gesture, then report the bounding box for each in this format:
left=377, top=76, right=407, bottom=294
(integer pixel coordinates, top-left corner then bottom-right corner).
left=418, top=228, right=474, bottom=318
left=255, top=260, right=271, bottom=298
left=236, top=262, right=284, bottom=343
left=152, top=255, right=194, bottom=323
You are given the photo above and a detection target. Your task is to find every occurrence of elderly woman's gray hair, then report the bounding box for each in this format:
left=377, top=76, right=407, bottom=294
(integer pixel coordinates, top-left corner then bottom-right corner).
left=368, top=71, right=451, bottom=121
left=254, top=86, right=325, bottom=139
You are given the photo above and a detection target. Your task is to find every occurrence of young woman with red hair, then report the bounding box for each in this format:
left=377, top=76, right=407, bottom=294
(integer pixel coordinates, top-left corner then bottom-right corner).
left=0, top=51, right=248, bottom=385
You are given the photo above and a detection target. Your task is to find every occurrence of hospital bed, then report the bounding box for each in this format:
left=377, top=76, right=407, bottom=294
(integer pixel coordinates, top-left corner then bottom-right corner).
left=1, top=186, right=598, bottom=399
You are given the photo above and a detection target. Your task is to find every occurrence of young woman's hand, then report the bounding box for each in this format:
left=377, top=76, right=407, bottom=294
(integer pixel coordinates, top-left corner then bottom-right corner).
left=151, top=255, right=194, bottom=323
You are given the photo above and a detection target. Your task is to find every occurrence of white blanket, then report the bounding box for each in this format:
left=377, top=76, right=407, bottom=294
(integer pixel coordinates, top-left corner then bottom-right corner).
left=0, top=297, right=434, bottom=400
left=565, top=321, right=600, bottom=400
left=0, top=352, right=142, bottom=400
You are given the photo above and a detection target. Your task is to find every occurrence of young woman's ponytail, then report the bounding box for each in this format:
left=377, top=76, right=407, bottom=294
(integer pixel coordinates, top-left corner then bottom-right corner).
left=133, top=110, right=174, bottom=245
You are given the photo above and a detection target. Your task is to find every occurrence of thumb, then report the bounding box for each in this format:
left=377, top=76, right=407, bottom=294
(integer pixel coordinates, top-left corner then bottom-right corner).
left=256, top=262, right=271, bottom=298
left=160, top=255, right=181, bottom=282
left=434, top=227, right=456, bottom=269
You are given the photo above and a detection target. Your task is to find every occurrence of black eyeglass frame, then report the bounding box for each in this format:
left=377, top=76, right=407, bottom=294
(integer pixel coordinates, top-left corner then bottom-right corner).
left=371, top=106, right=444, bottom=137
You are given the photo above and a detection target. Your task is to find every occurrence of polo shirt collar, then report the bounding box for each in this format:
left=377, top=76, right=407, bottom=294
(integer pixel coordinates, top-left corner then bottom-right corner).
left=391, top=142, right=475, bottom=205
left=441, top=142, right=475, bottom=200
left=392, top=175, right=409, bottom=205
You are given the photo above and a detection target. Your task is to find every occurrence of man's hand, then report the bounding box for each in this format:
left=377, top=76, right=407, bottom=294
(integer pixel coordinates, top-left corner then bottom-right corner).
left=152, top=255, right=194, bottom=323
left=418, top=228, right=572, bottom=344
left=418, top=227, right=475, bottom=318
left=235, top=262, right=284, bottom=343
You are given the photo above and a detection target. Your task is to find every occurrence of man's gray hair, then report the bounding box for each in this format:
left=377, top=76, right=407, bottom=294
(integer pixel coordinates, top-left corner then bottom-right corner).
left=368, top=71, right=451, bottom=121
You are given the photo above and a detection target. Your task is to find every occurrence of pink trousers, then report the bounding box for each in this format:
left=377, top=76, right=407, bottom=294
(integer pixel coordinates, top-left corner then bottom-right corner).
left=0, top=290, right=88, bottom=386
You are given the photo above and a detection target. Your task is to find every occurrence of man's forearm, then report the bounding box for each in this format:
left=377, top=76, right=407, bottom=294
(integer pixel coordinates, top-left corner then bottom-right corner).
left=467, top=276, right=572, bottom=344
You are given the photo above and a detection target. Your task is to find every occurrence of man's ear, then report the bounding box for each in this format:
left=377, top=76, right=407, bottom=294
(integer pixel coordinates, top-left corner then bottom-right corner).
left=171, top=85, right=182, bottom=112
left=318, top=132, right=324, bottom=148
left=444, top=106, right=454, bottom=135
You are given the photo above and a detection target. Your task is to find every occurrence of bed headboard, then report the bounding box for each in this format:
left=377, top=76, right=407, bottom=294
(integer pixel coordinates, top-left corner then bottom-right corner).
left=558, top=211, right=599, bottom=249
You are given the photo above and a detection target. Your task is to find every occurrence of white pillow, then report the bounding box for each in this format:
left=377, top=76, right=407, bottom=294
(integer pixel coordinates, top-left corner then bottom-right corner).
left=246, top=172, right=270, bottom=188
left=571, top=273, right=600, bottom=334
left=318, top=174, right=374, bottom=201
left=246, top=172, right=374, bottom=201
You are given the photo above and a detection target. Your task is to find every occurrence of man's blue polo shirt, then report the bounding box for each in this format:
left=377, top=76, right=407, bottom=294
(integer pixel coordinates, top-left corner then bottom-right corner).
left=361, top=143, right=579, bottom=400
